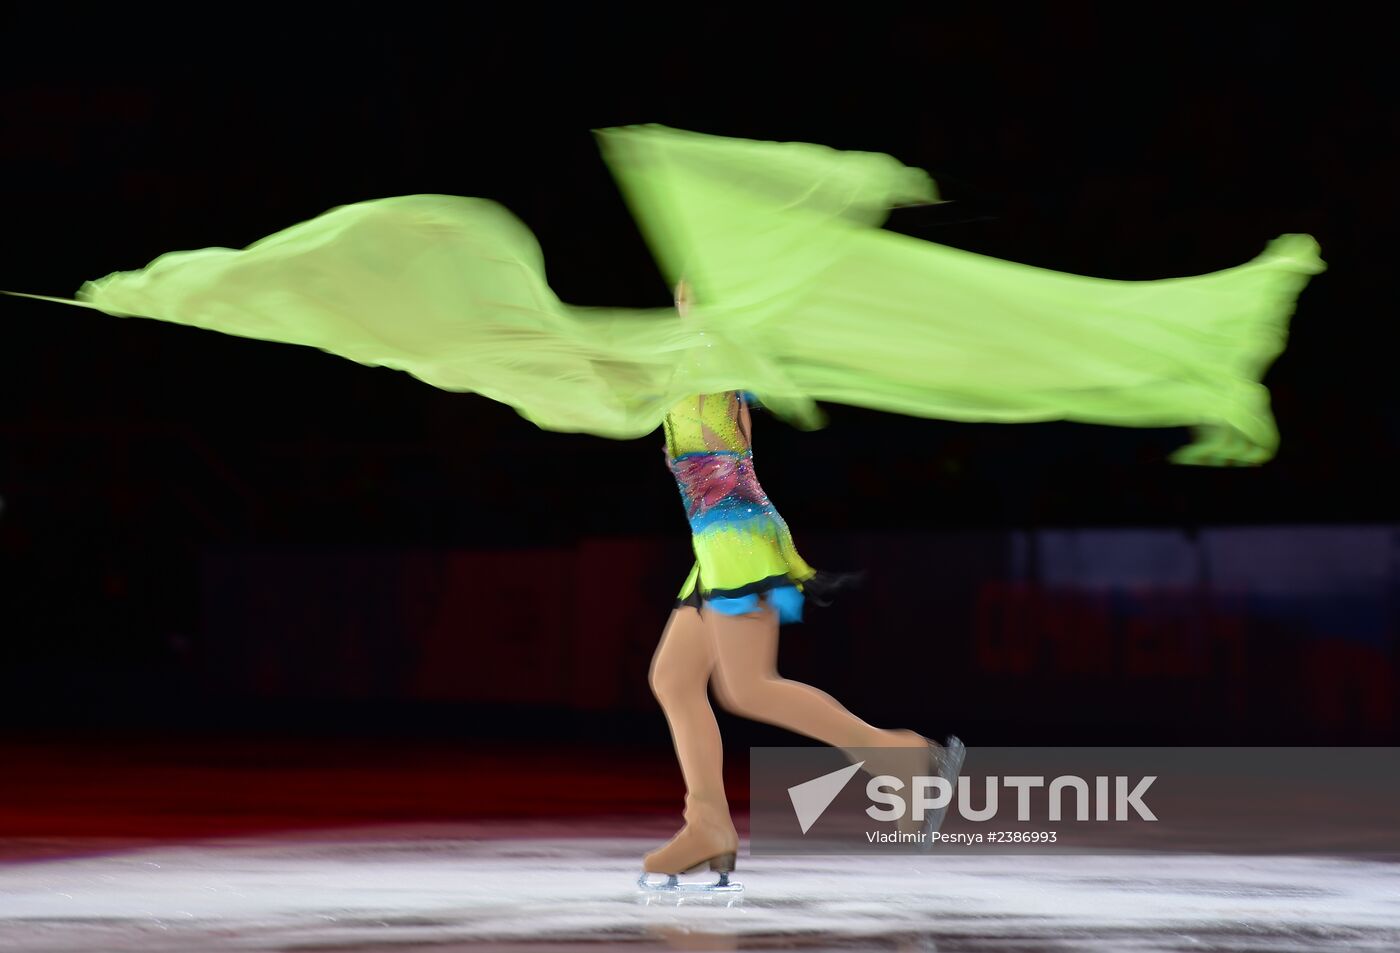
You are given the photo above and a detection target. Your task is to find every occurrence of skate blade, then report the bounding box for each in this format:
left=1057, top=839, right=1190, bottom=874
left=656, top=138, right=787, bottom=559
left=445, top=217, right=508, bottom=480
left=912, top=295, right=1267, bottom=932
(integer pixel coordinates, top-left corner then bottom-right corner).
left=637, top=872, right=744, bottom=894
left=922, top=735, right=967, bottom=840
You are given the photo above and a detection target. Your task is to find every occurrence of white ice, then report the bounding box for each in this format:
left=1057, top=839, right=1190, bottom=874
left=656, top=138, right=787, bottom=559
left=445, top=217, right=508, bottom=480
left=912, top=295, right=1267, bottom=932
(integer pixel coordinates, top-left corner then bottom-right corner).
left=1, top=819, right=1397, bottom=952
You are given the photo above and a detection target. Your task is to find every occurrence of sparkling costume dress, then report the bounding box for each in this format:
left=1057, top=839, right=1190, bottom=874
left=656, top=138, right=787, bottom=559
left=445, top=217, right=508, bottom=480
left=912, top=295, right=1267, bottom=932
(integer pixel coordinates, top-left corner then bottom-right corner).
left=664, top=390, right=822, bottom=624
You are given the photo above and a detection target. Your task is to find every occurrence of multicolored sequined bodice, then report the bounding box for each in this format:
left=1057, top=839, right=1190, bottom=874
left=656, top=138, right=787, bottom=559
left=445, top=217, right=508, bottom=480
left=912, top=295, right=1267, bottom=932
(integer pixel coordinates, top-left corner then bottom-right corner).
left=663, top=391, right=771, bottom=529
left=663, top=391, right=816, bottom=617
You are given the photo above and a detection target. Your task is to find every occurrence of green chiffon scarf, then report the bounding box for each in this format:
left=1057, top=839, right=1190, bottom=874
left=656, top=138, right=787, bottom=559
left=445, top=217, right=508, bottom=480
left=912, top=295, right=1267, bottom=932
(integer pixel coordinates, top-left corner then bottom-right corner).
left=5, top=124, right=1325, bottom=465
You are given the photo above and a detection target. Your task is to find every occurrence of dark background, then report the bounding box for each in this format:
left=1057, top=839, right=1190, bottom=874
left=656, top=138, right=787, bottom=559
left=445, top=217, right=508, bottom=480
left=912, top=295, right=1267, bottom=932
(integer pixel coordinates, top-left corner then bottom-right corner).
left=0, top=5, right=1394, bottom=780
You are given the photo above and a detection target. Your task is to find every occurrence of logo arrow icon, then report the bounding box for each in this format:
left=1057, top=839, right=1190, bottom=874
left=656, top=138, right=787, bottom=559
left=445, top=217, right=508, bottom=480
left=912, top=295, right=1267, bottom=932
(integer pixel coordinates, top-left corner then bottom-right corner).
left=787, top=761, right=865, bottom=834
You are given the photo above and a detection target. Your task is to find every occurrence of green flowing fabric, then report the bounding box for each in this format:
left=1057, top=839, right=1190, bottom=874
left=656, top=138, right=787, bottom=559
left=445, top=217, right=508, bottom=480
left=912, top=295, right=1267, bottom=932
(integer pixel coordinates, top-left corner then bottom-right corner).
left=5, top=124, right=1324, bottom=464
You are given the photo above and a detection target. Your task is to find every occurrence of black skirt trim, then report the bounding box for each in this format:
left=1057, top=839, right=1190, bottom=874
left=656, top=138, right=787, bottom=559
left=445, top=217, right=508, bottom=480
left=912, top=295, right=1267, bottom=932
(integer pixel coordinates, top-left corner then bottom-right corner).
left=675, top=569, right=866, bottom=611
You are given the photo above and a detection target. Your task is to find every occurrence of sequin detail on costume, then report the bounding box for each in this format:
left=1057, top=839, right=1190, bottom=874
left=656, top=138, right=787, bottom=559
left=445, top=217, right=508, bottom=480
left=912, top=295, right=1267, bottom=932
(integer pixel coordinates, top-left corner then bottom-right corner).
left=670, top=452, right=767, bottom=523
left=663, top=391, right=815, bottom=623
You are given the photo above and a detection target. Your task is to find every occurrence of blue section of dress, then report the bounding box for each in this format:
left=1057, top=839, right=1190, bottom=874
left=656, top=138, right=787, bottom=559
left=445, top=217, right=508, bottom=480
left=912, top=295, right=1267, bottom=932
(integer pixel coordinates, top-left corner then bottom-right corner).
left=705, top=585, right=805, bottom=623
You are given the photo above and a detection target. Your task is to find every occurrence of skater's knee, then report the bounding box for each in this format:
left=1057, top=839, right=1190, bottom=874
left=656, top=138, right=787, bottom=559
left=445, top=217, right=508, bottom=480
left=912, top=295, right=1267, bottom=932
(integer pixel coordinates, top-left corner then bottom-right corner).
left=649, top=656, right=702, bottom=706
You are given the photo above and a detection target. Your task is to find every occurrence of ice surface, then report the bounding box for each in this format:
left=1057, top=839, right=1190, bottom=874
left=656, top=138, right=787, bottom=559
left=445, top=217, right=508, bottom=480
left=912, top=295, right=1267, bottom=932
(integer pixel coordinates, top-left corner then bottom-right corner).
left=1, top=818, right=1397, bottom=951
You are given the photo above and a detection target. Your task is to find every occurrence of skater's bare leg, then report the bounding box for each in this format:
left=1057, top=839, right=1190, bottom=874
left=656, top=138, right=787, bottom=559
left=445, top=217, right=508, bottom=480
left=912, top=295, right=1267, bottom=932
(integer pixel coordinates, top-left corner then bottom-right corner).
left=708, top=600, right=939, bottom=834
left=644, top=606, right=738, bottom=873
left=708, top=601, right=921, bottom=752
left=649, top=606, right=729, bottom=813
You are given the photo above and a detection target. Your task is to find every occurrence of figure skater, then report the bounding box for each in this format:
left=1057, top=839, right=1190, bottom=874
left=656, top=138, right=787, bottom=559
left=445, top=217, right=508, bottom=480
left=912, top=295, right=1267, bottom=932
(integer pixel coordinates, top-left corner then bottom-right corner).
left=0, top=124, right=1323, bottom=892
left=639, top=280, right=963, bottom=890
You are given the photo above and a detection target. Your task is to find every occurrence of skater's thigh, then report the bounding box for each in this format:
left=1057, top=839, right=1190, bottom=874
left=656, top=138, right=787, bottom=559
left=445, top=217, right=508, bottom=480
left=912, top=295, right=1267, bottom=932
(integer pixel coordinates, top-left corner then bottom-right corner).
left=708, top=605, right=780, bottom=705
left=649, top=607, right=717, bottom=692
